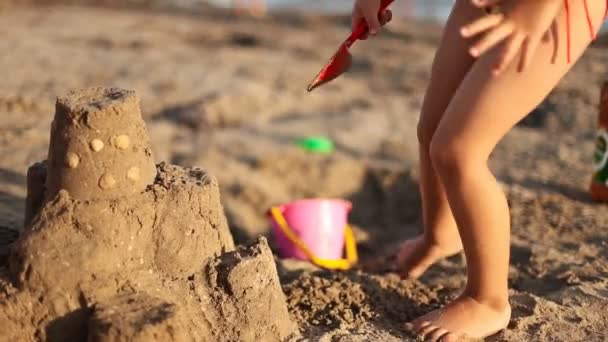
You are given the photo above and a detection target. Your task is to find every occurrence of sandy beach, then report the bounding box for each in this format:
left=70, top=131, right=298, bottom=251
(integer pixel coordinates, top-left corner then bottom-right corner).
left=1, top=1, right=607, bottom=341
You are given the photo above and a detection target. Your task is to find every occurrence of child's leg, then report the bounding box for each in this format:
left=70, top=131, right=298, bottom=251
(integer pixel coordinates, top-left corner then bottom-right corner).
left=408, top=1, right=606, bottom=341
left=397, top=0, right=480, bottom=278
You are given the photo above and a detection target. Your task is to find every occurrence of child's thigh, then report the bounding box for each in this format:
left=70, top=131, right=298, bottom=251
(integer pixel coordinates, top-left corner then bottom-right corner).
left=417, top=0, right=482, bottom=143
left=431, top=0, right=606, bottom=161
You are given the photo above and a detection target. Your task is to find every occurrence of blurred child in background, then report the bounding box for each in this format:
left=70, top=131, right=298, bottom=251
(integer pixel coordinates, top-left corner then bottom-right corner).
left=232, top=0, right=266, bottom=17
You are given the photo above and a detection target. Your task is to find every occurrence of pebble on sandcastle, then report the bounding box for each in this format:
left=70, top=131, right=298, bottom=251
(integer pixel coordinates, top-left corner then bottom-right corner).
left=0, top=87, right=296, bottom=342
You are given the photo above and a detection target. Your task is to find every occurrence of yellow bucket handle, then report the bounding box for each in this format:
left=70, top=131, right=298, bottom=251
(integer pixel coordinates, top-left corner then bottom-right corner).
left=270, top=207, right=358, bottom=270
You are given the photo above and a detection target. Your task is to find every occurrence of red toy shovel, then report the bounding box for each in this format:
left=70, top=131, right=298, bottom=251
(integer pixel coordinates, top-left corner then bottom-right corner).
left=307, top=0, right=395, bottom=92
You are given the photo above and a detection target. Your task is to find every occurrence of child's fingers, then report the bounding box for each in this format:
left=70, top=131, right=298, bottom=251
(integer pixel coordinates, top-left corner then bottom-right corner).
left=363, top=10, right=390, bottom=40
left=352, top=8, right=370, bottom=40
left=541, top=29, right=551, bottom=43
left=548, top=20, right=559, bottom=64
left=492, top=33, right=525, bottom=75
left=359, top=0, right=382, bottom=35
left=518, top=36, right=541, bottom=72
left=361, top=10, right=390, bottom=40
left=379, top=9, right=392, bottom=26
left=460, top=13, right=504, bottom=37
left=470, top=22, right=514, bottom=57
left=541, top=20, right=558, bottom=44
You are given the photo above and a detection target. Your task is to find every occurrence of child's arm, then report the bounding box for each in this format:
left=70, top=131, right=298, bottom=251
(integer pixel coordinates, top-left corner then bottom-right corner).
left=352, top=0, right=393, bottom=40
left=460, top=0, right=564, bottom=75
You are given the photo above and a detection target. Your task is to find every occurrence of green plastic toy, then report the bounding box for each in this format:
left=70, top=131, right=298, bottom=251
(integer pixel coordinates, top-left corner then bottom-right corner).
left=295, top=136, right=335, bottom=153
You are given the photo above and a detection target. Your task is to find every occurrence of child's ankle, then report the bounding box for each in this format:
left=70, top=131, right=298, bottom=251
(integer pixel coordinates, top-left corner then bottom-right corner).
left=462, top=290, right=510, bottom=311
left=423, top=233, right=462, bottom=251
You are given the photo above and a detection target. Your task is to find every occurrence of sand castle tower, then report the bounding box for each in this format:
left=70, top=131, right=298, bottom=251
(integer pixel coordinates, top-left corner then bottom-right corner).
left=45, top=88, right=157, bottom=201
left=0, top=88, right=296, bottom=342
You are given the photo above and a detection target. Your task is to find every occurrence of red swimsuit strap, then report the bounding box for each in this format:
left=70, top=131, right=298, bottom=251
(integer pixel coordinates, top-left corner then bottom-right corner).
left=565, top=0, right=608, bottom=64
left=583, top=0, right=596, bottom=40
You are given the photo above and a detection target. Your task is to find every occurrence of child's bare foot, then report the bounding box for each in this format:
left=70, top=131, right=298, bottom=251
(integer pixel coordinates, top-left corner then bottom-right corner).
left=396, top=235, right=462, bottom=278
left=405, top=295, right=511, bottom=341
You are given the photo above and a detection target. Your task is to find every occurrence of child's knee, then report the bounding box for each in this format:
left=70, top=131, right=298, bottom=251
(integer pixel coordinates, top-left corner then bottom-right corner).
left=417, top=120, right=436, bottom=150
left=429, top=135, right=481, bottom=176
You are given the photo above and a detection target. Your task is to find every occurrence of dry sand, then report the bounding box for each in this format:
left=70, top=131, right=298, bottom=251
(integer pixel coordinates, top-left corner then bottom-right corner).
left=0, top=2, right=607, bottom=341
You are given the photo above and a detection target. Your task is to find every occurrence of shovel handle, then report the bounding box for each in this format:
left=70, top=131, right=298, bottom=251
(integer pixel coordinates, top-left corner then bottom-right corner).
left=346, top=0, right=395, bottom=47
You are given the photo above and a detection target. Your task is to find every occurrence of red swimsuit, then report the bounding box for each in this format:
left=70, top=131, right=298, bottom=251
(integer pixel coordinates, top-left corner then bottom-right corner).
left=564, top=0, right=608, bottom=63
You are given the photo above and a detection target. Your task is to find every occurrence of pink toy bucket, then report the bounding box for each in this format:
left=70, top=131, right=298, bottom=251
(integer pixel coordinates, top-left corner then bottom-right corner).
left=268, top=198, right=358, bottom=270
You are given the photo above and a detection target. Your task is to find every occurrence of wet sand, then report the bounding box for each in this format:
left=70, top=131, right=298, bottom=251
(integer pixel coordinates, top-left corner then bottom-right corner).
left=0, top=2, right=607, bottom=341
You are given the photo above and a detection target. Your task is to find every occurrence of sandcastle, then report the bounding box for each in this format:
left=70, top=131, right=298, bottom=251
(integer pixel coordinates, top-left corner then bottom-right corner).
left=0, top=87, right=296, bottom=341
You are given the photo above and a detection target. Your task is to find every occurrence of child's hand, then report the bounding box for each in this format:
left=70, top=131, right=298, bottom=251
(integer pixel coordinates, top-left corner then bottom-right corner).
left=352, top=0, right=393, bottom=40
left=461, top=0, right=563, bottom=75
